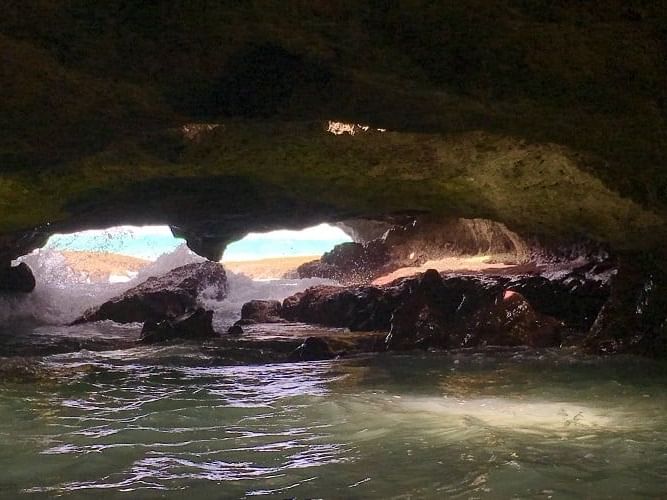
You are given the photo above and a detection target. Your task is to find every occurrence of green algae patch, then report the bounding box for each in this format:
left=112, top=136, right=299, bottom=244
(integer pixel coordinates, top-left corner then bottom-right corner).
left=1, top=121, right=662, bottom=255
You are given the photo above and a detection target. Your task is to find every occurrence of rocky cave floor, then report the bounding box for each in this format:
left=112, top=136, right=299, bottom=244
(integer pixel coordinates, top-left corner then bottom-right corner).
left=0, top=256, right=633, bottom=377
left=1, top=215, right=666, bottom=377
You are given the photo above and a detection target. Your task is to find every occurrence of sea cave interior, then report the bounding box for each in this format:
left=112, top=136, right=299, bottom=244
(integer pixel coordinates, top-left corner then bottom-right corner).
left=1, top=3, right=667, bottom=498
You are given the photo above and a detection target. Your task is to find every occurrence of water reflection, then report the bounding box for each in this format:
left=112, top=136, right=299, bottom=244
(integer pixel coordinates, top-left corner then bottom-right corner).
left=2, top=350, right=667, bottom=498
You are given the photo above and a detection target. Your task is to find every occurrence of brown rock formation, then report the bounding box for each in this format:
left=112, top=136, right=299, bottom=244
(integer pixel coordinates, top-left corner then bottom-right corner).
left=281, top=268, right=604, bottom=350
left=74, top=262, right=227, bottom=324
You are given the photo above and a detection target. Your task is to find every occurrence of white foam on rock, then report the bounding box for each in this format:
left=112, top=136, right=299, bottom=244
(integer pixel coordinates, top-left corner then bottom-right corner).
left=1, top=244, right=335, bottom=328
left=203, top=272, right=335, bottom=332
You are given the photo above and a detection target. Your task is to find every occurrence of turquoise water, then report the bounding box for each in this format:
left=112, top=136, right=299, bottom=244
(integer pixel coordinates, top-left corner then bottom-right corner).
left=1, top=343, right=667, bottom=498
left=45, top=226, right=351, bottom=261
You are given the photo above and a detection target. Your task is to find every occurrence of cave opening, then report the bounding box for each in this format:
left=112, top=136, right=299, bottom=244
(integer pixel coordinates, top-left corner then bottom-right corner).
left=34, top=223, right=352, bottom=284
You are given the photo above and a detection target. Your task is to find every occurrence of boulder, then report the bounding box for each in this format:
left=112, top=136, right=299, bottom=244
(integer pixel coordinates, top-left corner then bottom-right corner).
left=139, top=308, right=216, bottom=343
left=0, top=262, right=36, bottom=293
left=74, top=261, right=227, bottom=324
left=238, top=299, right=284, bottom=324
left=507, top=274, right=608, bottom=332
left=282, top=284, right=394, bottom=331
left=464, top=291, right=562, bottom=348
left=287, top=337, right=336, bottom=362
left=227, top=324, right=244, bottom=335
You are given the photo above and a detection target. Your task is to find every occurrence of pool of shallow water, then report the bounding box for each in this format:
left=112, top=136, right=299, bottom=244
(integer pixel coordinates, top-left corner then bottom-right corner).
left=1, top=345, right=667, bottom=499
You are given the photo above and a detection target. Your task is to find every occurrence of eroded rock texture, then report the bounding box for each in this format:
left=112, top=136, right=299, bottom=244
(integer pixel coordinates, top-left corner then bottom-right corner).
left=74, top=262, right=227, bottom=324
left=1, top=2, right=666, bottom=263
left=587, top=256, right=667, bottom=356
left=298, top=217, right=528, bottom=284
left=281, top=269, right=609, bottom=350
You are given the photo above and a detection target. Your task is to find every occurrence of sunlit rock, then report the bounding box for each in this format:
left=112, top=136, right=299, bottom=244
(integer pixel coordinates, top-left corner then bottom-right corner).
left=73, top=261, right=227, bottom=324
left=238, top=299, right=284, bottom=324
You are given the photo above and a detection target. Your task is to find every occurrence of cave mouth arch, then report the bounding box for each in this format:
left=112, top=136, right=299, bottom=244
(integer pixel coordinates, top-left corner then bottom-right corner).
left=26, top=222, right=352, bottom=285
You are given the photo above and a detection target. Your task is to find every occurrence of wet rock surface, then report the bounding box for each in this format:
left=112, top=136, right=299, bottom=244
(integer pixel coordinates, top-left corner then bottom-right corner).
left=238, top=300, right=284, bottom=324
left=587, top=256, right=667, bottom=356
left=140, top=308, right=216, bottom=343
left=209, top=323, right=384, bottom=364
left=287, top=337, right=337, bottom=362
left=73, top=261, right=227, bottom=324
left=281, top=269, right=611, bottom=351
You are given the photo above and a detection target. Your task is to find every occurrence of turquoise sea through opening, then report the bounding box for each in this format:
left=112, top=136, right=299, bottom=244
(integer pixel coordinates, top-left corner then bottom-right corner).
left=44, top=224, right=352, bottom=261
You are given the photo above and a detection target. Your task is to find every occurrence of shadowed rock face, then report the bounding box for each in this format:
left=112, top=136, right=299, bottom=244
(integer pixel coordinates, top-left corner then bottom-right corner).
left=280, top=268, right=609, bottom=351
left=140, top=308, right=216, bottom=344
left=0, top=262, right=36, bottom=293
left=74, top=262, right=227, bottom=324
left=587, top=256, right=667, bottom=356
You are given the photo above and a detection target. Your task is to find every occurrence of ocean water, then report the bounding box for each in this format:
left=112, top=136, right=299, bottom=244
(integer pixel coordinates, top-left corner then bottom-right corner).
left=44, top=225, right=351, bottom=261
left=1, top=347, right=667, bottom=498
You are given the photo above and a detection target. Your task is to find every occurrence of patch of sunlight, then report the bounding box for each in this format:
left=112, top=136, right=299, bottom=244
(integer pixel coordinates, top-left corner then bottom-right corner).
left=400, top=397, right=619, bottom=433
left=327, top=121, right=387, bottom=136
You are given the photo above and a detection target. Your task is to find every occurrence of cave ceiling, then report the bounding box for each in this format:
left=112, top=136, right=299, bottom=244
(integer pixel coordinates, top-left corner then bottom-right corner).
left=1, top=1, right=666, bottom=260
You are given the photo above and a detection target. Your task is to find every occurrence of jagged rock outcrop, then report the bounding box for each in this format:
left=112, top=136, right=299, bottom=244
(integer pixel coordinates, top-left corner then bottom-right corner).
left=296, top=241, right=391, bottom=284
left=74, top=262, right=227, bottom=324
left=139, top=308, right=216, bottom=343
left=282, top=269, right=609, bottom=350
left=586, top=255, right=667, bottom=356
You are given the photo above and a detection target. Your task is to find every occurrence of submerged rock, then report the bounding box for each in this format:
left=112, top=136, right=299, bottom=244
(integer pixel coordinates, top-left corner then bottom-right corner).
left=227, top=324, right=244, bottom=336
left=74, top=261, right=227, bottom=324
left=140, top=308, right=216, bottom=343
left=287, top=337, right=336, bottom=362
left=0, top=262, right=36, bottom=293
